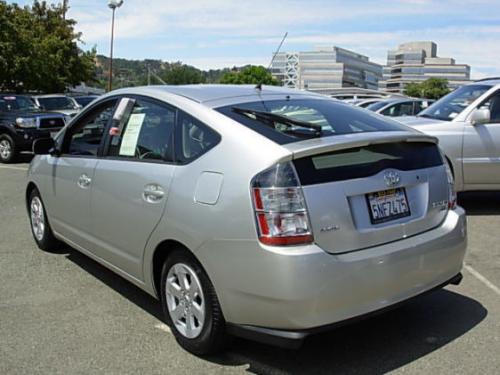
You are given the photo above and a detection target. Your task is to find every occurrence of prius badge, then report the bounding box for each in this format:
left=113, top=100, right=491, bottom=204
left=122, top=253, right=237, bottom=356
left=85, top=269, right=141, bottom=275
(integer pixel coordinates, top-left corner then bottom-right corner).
left=384, top=171, right=401, bottom=187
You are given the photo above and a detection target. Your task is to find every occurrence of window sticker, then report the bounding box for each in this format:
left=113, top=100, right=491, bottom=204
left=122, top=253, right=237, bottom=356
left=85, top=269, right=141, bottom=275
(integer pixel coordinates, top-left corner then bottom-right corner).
left=119, top=113, right=145, bottom=156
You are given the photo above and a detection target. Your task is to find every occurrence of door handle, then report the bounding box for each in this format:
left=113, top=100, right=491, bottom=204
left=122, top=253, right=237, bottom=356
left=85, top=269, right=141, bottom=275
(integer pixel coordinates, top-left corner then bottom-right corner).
left=143, top=184, right=165, bottom=203
left=77, top=174, right=92, bottom=189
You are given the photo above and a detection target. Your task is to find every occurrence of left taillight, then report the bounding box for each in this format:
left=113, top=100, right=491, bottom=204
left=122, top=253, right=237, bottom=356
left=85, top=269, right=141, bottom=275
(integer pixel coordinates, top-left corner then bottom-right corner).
left=251, top=162, right=313, bottom=246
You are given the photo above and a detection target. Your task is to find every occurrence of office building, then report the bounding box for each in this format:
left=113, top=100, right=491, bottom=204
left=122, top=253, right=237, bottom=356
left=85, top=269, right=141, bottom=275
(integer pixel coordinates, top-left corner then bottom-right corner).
left=380, top=41, right=470, bottom=93
left=271, top=46, right=383, bottom=91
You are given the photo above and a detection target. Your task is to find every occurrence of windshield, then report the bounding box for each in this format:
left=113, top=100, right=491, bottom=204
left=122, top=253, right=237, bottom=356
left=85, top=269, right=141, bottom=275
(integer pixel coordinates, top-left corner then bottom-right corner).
left=74, top=96, right=96, bottom=107
left=216, top=98, right=407, bottom=145
left=0, top=96, right=38, bottom=111
left=38, top=96, right=76, bottom=110
left=418, top=84, right=492, bottom=121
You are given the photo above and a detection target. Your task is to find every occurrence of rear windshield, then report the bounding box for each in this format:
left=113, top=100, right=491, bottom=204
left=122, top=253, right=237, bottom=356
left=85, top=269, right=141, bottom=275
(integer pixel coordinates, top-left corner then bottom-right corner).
left=216, top=99, right=407, bottom=145
left=294, top=142, right=443, bottom=185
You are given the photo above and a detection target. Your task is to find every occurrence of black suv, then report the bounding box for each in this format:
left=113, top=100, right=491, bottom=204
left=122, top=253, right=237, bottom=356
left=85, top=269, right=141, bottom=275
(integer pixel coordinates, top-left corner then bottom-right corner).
left=0, top=94, right=67, bottom=163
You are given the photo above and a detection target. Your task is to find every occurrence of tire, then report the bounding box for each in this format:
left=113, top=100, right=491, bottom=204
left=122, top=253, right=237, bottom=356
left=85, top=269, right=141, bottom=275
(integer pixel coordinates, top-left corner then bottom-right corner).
left=0, top=134, right=17, bottom=163
left=160, top=249, right=227, bottom=355
left=28, top=189, right=63, bottom=252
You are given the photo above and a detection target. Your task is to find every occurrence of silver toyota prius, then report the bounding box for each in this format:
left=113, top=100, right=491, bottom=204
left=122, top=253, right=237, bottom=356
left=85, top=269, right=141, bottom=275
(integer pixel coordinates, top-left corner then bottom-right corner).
left=26, top=85, right=467, bottom=355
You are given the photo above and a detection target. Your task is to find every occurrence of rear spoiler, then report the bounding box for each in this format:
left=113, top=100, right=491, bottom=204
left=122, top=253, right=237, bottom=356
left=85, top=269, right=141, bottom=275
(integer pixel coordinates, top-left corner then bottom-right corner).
left=281, top=131, right=438, bottom=160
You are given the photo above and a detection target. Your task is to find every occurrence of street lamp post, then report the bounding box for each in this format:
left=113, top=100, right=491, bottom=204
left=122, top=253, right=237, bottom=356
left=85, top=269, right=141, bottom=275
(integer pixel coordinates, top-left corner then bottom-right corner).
left=107, top=0, right=124, bottom=92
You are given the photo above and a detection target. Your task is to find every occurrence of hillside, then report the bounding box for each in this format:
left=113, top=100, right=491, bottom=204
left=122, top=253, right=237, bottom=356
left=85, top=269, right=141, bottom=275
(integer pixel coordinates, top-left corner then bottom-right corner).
left=94, top=55, right=247, bottom=88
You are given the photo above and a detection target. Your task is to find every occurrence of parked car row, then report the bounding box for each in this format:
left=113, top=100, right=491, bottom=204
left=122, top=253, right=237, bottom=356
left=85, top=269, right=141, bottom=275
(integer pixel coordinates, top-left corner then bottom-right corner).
left=0, top=93, right=99, bottom=163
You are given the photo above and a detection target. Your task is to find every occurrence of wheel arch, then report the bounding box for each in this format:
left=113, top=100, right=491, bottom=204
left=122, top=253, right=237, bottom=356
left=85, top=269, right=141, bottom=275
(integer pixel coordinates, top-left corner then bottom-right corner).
left=150, top=239, right=205, bottom=299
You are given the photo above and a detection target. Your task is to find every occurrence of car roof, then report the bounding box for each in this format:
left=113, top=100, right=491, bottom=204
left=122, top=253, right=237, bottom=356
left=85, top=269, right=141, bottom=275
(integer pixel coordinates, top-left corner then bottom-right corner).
left=108, top=84, right=326, bottom=105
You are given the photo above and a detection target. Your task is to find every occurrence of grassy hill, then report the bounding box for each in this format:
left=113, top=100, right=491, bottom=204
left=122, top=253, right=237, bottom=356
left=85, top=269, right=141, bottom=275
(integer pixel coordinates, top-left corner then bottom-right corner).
left=94, top=55, right=247, bottom=89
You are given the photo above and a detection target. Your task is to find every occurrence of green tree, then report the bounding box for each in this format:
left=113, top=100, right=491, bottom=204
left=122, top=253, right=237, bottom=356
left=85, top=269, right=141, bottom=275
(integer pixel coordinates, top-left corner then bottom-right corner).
left=161, top=64, right=206, bottom=85
left=220, top=65, right=279, bottom=85
left=404, top=78, right=450, bottom=99
left=0, top=1, right=95, bottom=93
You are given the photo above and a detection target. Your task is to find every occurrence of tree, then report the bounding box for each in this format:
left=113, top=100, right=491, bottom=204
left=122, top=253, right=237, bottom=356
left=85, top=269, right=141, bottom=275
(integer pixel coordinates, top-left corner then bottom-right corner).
left=404, top=78, right=450, bottom=99
left=161, top=64, right=206, bottom=85
left=220, top=65, right=279, bottom=85
left=0, top=1, right=96, bottom=93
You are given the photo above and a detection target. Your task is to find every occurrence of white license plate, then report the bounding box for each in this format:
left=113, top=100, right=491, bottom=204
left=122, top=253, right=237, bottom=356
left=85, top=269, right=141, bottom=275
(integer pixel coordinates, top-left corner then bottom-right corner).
left=366, top=188, right=410, bottom=224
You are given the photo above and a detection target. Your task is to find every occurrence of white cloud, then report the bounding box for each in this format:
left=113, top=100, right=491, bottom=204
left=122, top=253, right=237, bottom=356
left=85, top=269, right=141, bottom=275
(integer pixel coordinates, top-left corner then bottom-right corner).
left=66, top=0, right=500, bottom=76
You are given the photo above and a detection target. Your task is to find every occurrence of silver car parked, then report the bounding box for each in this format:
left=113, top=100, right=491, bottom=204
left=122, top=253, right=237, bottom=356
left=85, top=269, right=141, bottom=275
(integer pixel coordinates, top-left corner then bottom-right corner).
left=397, top=78, right=500, bottom=192
left=26, top=85, right=467, bottom=355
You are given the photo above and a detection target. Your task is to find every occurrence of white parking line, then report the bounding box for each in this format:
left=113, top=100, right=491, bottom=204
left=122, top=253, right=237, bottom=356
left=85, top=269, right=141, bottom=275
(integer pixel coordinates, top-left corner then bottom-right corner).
left=464, top=263, right=500, bottom=297
left=0, top=165, right=28, bottom=171
left=154, top=323, right=172, bottom=333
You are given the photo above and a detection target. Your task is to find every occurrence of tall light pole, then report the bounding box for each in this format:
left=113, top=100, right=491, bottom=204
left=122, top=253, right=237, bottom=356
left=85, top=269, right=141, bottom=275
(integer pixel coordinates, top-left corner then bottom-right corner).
left=107, top=0, right=124, bottom=92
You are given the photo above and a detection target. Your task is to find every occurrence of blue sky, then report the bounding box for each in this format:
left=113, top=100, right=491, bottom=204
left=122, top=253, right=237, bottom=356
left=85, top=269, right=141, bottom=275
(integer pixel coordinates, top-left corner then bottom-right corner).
left=11, top=0, right=500, bottom=78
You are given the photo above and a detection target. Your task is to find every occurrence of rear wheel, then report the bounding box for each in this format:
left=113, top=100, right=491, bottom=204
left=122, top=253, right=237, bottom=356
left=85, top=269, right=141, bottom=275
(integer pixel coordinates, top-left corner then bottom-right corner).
left=29, top=189, right=63, bottom=252
left=160, top=249, right=227, bottom=355
left=0, top=134, right=17, bottom=163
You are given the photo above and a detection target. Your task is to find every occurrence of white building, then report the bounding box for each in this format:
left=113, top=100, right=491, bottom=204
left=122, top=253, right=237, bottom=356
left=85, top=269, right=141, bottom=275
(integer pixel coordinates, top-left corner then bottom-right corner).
left=271, top=46, right=382, bottom=91
left=380, top=41, right=470, bottom=93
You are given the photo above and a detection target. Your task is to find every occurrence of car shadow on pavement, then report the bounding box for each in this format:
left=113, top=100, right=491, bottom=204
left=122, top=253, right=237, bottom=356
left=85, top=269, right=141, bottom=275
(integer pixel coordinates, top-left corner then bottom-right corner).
left=458, top=191, right=500, bottom=215
left=64, top=248, right=164, bottom=321
left=210, top=289, right=487, bottom=374
left=63, top=246, right=487, bottom=374
left=13, top=152, right=34, bottom=164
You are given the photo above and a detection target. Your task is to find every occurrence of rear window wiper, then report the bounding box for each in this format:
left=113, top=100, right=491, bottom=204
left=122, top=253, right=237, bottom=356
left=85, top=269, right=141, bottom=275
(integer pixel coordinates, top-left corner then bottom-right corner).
left=232, top=107, right=323, bottom=136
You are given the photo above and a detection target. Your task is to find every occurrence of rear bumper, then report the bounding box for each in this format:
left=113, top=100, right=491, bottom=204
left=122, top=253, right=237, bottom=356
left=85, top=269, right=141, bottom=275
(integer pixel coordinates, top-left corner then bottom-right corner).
left=226, top=272, right=463, bottom=349
left=198, top=207, right=467, bottom=344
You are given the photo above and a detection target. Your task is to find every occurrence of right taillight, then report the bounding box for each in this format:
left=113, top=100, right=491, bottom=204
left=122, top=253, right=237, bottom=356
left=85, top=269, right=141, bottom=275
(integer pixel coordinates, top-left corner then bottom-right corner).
left=445, top=161, right=457, bottom=210
left=251, top=162, right=313, bottom=246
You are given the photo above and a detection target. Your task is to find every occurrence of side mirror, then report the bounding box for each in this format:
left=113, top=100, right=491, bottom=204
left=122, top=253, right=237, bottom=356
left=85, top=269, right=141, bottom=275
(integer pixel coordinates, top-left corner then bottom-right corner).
left=470, top=108, right=490, bottom=125
left=33, top=138, right=57, bottom=155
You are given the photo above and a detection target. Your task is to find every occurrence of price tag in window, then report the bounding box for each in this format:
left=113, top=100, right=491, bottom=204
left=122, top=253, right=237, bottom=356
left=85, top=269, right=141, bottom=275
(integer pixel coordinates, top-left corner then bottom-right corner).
left=119, top=113, right=145, bottom=156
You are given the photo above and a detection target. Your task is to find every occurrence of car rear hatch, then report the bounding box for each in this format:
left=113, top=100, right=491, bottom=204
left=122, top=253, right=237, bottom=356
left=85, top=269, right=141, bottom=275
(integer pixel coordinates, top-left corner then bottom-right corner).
left=284, top=131, right=449, bottom=254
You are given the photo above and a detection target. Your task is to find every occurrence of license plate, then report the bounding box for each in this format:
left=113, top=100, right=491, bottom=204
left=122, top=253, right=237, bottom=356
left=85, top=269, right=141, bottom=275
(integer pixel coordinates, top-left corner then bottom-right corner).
left=366, top=188, right=410, bottom=224
left=50, top=131, right=59, bottom=138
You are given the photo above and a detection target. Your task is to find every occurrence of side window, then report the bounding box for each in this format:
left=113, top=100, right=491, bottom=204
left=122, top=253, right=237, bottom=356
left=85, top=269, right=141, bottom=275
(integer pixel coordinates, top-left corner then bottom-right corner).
left=177, top=112, right=220, bottom=163
left=108, top=98, right=175, bottom=162
left=383, top=102, right=414, bottom=117
left=65, top=100, right=117, bottom=156
left=478, top=91, right=500, bottom=123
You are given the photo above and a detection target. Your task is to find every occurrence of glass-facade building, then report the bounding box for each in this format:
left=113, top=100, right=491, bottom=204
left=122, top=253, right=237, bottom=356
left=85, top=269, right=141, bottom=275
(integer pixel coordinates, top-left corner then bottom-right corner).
left=380, top=41, right=470, bottom=93
left=271, top=46, right=382, bottom=90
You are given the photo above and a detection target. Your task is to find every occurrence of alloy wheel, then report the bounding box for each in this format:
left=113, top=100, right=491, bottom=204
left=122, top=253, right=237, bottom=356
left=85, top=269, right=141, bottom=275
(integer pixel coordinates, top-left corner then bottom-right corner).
left=30, top=196, right=45, bottom=242
left=165, top=263, right=205, bottom=339
left=0, top=139, right=12, bottom=160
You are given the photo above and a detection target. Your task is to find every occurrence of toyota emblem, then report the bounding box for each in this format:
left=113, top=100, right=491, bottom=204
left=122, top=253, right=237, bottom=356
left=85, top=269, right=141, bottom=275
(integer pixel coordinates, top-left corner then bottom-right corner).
left=384, top=171, right=401, bottom=187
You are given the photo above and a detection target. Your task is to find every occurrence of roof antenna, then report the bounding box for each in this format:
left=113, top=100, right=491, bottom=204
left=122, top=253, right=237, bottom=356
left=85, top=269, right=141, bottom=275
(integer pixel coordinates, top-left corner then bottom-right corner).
left=256, top=32, right=288, bottom=91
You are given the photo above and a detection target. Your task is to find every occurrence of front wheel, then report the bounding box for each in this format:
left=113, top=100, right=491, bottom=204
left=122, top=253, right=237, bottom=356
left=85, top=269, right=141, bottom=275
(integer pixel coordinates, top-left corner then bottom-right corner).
left=29, top=189, right=63, bottom=252
left=160, top=249, right=227, bottom=355
left=0, top=134, right=17, bottom=163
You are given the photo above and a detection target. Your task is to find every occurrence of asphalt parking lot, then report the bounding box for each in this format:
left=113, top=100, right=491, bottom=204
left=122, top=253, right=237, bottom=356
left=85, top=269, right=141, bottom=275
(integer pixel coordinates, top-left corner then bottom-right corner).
left=1, top=156, right=499, bottom=375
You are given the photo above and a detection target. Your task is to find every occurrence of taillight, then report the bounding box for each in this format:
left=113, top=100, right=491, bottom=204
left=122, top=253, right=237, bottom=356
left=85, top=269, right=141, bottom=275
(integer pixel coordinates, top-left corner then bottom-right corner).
left=251, top=162, right=313, bottom=246
left=445, top=161, right=457, bottom=209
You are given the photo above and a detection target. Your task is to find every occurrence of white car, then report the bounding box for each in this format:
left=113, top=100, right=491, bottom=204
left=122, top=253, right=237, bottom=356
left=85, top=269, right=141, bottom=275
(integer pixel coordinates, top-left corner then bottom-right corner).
left=397, top=78, right=500, bottom=192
